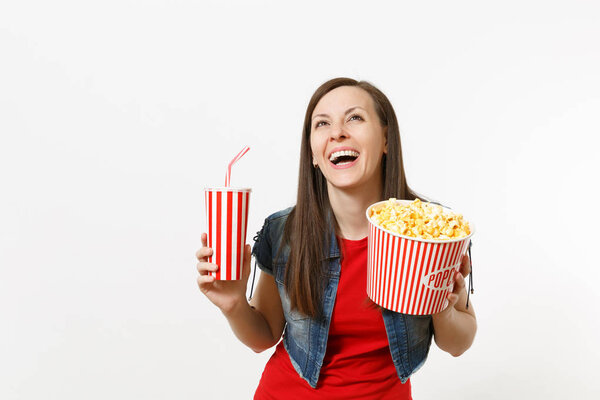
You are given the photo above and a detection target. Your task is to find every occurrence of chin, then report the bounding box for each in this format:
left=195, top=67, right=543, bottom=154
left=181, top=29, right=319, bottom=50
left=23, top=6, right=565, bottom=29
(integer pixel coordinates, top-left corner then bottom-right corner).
left=326, top=178, right=364, bottom=191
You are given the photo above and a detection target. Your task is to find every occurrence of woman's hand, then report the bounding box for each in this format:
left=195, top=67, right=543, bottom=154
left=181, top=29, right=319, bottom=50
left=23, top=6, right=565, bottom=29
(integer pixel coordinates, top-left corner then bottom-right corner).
left=196, top=233, right=252, bottom=315
left=435, top=253, right=472, bottom=319
left=448, top=253, right=471, bottom=307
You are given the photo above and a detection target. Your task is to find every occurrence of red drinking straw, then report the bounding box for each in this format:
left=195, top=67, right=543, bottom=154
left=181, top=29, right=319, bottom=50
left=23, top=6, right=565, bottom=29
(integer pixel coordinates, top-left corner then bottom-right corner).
left=225, top=146, right=250, bottom=186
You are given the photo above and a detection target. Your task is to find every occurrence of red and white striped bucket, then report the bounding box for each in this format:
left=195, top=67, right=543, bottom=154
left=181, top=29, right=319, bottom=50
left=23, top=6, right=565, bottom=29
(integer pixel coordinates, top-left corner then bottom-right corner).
left=366, top=200, right=474, bottom=315
left=204, top=187, right=251, bottom=280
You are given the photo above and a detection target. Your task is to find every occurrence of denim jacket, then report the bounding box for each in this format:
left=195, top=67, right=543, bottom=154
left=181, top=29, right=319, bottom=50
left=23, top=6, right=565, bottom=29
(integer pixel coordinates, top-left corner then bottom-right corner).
left=251, top=207, right=434, bottom=389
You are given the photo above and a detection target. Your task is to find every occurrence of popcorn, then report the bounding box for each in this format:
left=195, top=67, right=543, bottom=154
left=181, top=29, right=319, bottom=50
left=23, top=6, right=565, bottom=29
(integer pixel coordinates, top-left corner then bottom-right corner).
left=368, top=198, right=471, bottom=240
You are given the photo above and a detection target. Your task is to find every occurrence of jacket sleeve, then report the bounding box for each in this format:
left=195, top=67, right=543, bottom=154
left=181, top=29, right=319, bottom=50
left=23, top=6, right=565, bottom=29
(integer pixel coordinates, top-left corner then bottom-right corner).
left=251, top=217, right=274, bottom=276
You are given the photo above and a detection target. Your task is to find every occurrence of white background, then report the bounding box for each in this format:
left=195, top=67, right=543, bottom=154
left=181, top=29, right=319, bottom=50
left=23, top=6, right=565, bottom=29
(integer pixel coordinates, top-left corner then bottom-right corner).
left=1, top=1, right=599, bottom=398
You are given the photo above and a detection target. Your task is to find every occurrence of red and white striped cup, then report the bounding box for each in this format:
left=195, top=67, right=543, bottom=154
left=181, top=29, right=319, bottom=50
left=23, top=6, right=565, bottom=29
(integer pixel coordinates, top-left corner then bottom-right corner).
left=204, top=187, right=251, bottom=280
left=366, top=200, right=474, bottom=315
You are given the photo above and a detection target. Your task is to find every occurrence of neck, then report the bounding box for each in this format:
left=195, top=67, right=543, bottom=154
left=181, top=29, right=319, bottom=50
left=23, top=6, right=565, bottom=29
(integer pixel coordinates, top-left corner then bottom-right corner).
left=327, top=178, right=383, bottom=240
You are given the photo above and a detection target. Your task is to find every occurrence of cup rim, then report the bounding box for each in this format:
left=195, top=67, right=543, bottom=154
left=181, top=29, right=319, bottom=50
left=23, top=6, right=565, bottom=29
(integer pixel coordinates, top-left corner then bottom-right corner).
left=366, top=199, right=475, bottom=244
left=204, top=187, right=252, bottom=192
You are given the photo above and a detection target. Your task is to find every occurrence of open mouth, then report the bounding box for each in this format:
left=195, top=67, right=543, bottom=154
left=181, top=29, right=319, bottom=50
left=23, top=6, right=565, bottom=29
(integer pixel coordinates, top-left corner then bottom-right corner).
left=329, top=150, right=360, bottom=167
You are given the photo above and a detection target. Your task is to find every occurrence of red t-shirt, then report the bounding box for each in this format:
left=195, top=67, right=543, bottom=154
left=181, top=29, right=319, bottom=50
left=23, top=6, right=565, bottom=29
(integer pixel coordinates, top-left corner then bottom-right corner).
left=254, top=236, right=411, bottom=400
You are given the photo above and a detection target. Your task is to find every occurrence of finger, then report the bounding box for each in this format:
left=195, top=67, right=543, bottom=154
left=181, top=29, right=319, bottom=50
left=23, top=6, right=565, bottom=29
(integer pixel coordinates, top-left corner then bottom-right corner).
left=197, top=261, right=218, bottom=275
left=197, top=274, right=216, bottom=289
left=196, top=247, right=213, bottom=261
left=460, top=254, right=471, bottom=277
left=447, top=292, right=459, bottom=307
left=242, top=244, right=252, bottom=281
left=453, top=270, right=465, bottom=292
left=201, top=233, right=207, bottom=247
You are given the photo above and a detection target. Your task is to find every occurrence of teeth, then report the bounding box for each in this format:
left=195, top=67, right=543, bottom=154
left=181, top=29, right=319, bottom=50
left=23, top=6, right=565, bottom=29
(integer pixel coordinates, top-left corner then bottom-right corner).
left=329, top=150, right=360, bottom=162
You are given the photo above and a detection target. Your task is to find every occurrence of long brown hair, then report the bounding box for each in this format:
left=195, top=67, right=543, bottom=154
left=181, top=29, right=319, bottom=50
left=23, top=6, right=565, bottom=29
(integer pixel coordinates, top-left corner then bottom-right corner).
left=281, top=78, right=421, bottom=319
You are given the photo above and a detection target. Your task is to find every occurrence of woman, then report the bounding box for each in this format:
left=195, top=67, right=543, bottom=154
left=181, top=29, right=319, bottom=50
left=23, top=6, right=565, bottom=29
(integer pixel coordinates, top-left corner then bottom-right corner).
left=196, top=78, right=477, bottom=399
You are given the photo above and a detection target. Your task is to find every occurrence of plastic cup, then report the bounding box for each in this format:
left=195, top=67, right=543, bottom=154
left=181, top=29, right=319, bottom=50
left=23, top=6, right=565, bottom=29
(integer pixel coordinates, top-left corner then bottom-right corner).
left=366, top=200, right=474, bottom=315
left=204, top=187, right=251, bottom=280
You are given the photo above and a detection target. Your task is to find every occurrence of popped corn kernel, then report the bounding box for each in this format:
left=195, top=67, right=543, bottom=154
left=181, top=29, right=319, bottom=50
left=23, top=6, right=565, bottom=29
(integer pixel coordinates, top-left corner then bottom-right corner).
left=369, top=198, right=471, bottom=240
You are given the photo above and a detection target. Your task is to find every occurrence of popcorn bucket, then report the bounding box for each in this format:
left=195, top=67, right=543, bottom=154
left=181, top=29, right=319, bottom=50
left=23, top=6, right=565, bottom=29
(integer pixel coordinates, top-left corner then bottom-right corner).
left=366, top=200, right=474, bottom=315
left=204, top=187, right=251, bottom=280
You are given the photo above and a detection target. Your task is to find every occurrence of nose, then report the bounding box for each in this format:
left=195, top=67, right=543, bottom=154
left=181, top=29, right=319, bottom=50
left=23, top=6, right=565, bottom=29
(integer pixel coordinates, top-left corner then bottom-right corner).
left=330, top=123, right=349, bottom=141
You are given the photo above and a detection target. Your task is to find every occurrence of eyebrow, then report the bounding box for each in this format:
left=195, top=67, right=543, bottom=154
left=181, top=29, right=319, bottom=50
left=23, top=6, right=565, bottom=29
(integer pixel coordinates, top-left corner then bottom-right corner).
left=311, top=106, right=366, bottom=121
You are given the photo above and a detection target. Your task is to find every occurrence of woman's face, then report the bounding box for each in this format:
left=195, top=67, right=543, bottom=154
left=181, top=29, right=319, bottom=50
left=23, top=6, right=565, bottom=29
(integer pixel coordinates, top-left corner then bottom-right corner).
left=310, top=86, right=387, bottom=191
